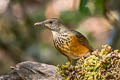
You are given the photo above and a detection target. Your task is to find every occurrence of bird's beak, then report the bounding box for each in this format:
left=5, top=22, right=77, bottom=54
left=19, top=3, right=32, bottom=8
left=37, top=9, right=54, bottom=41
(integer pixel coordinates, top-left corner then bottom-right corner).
left=34, top=22, right=45, bottom=26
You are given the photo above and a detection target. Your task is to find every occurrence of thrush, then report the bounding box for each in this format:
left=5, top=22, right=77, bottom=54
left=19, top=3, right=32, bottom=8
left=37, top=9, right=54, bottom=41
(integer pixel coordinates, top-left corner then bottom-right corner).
left=34, top=18, right=93, bottom=64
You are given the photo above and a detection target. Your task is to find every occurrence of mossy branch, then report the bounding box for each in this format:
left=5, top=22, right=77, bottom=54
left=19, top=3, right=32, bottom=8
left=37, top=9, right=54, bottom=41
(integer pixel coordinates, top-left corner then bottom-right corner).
left=57, top=45, right=120, bottom=80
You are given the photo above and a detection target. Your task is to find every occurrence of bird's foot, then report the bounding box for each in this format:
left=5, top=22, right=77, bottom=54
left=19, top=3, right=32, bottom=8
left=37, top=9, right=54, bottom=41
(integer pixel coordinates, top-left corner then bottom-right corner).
left=66, top=61, right=71, bottom=66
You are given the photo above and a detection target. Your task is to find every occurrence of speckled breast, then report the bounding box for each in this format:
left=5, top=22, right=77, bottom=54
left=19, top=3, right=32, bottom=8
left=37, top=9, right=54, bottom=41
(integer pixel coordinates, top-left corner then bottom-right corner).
left=53, top=32, right=89, bottom=59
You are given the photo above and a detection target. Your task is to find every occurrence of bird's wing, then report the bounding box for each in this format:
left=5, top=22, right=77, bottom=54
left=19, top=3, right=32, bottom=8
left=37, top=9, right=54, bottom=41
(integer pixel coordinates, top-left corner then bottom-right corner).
left=71, top=30, right=93, bottom=52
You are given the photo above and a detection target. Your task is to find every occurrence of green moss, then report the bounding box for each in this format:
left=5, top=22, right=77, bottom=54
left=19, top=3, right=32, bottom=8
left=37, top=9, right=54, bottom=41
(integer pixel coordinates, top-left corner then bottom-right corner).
left=57, top=45, right=120, bottom=80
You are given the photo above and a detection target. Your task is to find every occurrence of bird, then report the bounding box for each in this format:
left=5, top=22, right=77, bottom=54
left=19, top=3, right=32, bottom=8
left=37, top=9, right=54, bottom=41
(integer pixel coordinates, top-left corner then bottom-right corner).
left=34, top=18, right=93, bottom=64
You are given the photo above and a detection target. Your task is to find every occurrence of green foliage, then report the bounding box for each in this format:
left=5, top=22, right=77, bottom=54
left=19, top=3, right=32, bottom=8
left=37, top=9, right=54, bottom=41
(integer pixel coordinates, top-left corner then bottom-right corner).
left=57, top=45, right=120, bottom=80
left=60, top=0, right=104, bottom=25
left=94, top=0, right=104, bottom=14
left=79, top=0, right=104, bottom=15
left=79, top=0, right=91, bottom=15
left=60, top=10, right=85, bottom=24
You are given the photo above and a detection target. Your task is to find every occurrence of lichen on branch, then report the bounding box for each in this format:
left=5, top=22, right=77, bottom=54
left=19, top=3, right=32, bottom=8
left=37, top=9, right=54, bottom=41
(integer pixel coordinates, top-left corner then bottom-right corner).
left=57, top=45, right=120, bottom=80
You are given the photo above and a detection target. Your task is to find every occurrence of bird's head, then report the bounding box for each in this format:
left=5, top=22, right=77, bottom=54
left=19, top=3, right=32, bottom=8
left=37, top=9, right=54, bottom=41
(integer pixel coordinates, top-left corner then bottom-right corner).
left=34, top=18, right=68, bottom=33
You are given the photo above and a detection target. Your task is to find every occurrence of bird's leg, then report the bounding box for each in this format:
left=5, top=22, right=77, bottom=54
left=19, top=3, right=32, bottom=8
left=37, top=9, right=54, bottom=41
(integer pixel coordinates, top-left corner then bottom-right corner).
left=67, top=56, right=72, bottom=65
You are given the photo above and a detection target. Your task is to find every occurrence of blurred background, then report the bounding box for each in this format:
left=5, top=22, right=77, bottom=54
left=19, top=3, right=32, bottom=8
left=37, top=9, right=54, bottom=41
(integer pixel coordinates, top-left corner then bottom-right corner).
left=0, top=0, right=120, bottom=74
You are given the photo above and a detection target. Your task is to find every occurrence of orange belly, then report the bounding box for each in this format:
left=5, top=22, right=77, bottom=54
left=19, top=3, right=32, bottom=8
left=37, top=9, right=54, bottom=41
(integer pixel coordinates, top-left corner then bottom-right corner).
left=70, top=37, right=89, bottom=58
left=67, top=35, right=89, bottom=58
left=55, top=35, right=89, bottom=59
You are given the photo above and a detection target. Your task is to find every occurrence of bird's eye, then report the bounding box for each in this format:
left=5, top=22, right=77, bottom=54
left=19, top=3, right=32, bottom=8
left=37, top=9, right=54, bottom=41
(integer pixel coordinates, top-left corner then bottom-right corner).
left=49, top=21, right=53, bottom=24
